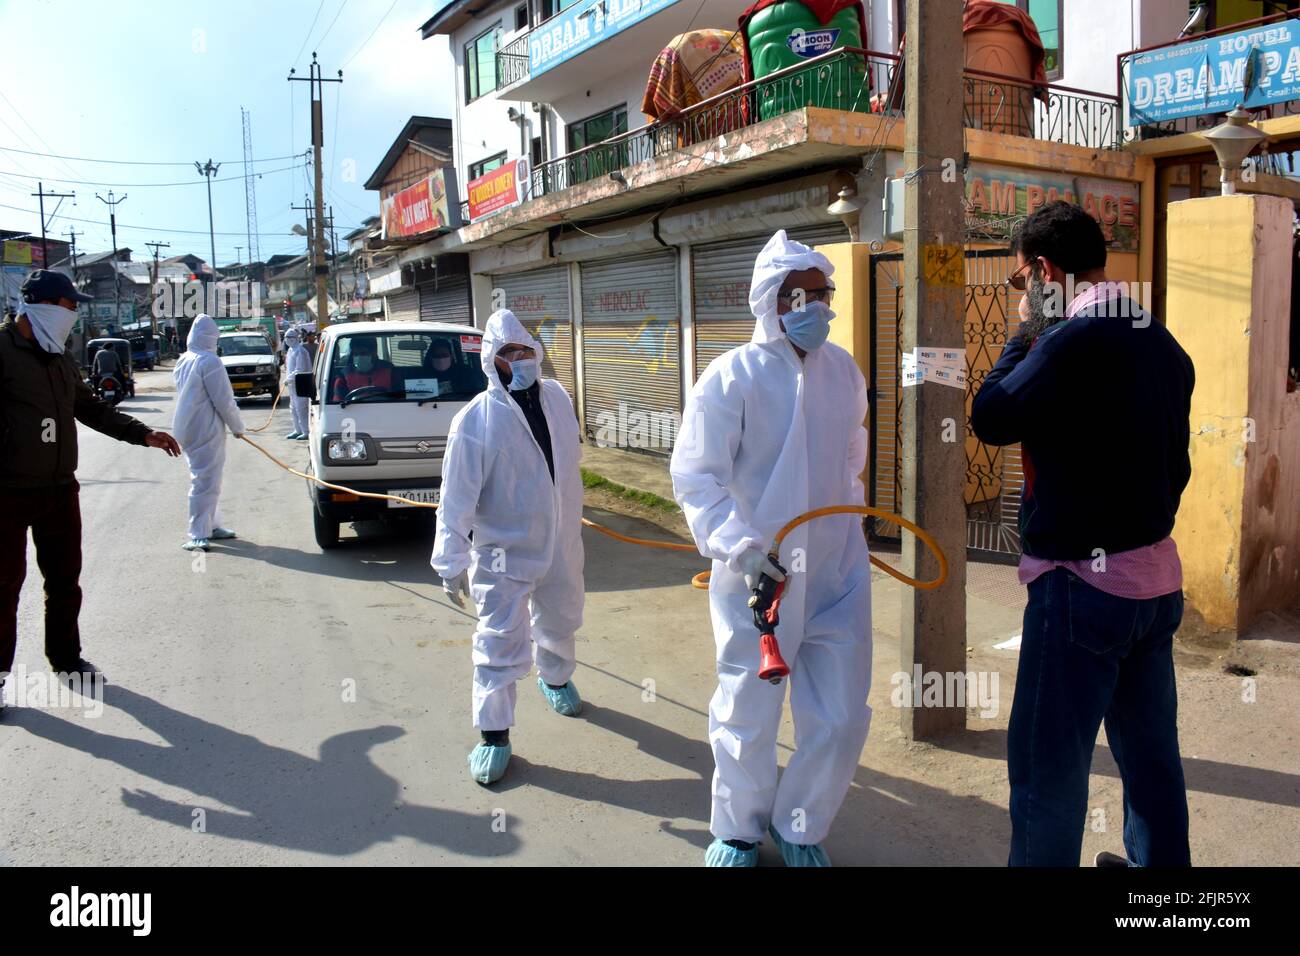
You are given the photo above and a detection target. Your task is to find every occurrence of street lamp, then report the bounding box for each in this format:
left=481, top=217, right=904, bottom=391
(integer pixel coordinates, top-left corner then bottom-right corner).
left=1201, top=107, right=1268, bottom=196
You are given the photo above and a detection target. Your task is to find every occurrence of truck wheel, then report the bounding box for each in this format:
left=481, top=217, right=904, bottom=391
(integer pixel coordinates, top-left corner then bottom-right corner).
left=313, top=508, right=340, bottom=549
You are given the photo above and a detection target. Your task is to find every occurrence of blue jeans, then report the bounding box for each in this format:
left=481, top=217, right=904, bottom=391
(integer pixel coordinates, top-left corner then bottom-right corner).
left=1008, top=568, right=1190, bottom=866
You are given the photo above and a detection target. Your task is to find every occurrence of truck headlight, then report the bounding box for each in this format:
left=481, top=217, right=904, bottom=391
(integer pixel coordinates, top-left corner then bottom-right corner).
left=328, top=439, right=367, bottom=461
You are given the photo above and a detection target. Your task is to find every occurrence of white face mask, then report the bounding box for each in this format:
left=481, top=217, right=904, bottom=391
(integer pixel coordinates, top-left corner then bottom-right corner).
left=18, top=302, right=78, bottom=354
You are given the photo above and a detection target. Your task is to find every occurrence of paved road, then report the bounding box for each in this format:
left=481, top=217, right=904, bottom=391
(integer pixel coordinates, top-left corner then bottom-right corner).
left=2, top=368, right=1296, bottom=866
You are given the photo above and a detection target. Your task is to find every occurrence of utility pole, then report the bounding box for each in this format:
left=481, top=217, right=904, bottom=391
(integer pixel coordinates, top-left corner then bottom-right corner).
left=195, top=159, right=221, bottom=278
left=30, top=183, right=75, bottom=266
left=900, top=0, right=968, bottom=740
left=146, top=240, right=171, bottom=339
left=288, top=52, right=342, bottom=331
left=96, top=191, right=127, bottom=332
left=65, top=227, right=82, bottom=346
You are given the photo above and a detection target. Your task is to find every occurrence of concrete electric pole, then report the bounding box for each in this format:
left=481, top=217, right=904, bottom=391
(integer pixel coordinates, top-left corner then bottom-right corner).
left=288, top=52, right=342, bottom=332
left=900, top=0, right=968, bottom=740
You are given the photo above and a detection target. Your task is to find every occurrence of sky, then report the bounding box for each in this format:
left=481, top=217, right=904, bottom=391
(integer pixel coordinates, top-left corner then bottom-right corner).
left=0, top=0, right=456, bottom=267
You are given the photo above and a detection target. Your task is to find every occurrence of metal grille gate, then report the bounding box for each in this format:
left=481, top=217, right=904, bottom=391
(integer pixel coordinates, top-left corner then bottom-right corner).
left=868, top=249, right=1026, bottom=560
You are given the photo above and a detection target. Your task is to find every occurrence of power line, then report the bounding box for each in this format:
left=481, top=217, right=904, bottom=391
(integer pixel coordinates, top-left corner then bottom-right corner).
left=341, top=0, right=400, bottom=67
left=0, top=144, right=312, bottom=167
left=0, top=198, right=359, bottom=238
left=293, top=0, right=328, bottom=70
left=314, top=0, right=349, bottom=52
left=0, top=160, right=310, bottom=190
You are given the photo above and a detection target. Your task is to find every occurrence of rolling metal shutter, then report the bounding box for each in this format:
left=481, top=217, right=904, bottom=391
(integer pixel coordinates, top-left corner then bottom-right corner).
left=580, top=251, right=680, bottom=455
left=384, top=289, right=419, bottom=323
left=691, top=223, right=849, bottom=378
left=491, top=266, right=574, bottom=400
left=418, top=274, right=471, bottom=324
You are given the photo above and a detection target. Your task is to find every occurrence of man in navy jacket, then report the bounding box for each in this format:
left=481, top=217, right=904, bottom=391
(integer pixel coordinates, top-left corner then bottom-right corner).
left=972, top=202, right=1195, bottom=867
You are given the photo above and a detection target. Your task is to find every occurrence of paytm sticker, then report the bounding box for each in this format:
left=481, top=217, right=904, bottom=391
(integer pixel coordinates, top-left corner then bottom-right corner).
left=787, top=28, right=840, bottom=58
left=461, top=335, right=482, bottom=352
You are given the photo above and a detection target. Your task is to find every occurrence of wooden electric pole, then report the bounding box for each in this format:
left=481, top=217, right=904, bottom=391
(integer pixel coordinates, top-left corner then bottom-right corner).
left=288, top=52, right=341, bottom=332
left=900, top=0, right=968, bottom=740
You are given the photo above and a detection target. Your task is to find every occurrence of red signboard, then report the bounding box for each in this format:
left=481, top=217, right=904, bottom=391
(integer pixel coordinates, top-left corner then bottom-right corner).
left=381, top=169, right=455, bottom=239
left=467, top=158, right=529, bottom=221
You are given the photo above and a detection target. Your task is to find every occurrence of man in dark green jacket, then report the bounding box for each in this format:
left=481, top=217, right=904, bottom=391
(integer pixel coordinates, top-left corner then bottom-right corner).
left=1, top=270, right=181, bottom=715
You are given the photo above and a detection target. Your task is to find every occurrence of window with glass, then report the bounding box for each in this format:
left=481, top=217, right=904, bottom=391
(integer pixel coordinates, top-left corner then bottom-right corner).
left=543, top=0, right=584, bottom=20
left=566, top=105, right=630, bottom=184
left=469, top=152, right=508, bottom=181
left=465, top=25, right=501, bottom=102
left=327, top=331, right=488, bottom=405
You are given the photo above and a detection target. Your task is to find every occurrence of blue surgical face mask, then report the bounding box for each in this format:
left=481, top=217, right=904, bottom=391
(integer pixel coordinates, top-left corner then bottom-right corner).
left=782, top=300, right=835, bottom=352
left=507, top=357, right=539, bottom=391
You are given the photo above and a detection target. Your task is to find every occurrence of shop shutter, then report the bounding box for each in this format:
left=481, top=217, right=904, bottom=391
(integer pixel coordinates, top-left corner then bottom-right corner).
left=384, top=289, right=419, bottom=323
left=418, top=273, right=471, bottom=324
left=580, top=251, right=680, bottom=455
left=691, top=223, right=849, bottom=378
left=491, top=266, right=574, bottom=400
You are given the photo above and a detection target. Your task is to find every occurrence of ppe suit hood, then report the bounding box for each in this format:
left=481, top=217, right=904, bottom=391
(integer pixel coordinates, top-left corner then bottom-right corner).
left=187, top=314, right=220, bottom=353
left=481, top=308, right=545, bottom=394
left=748, top=230, right=836, bottom=345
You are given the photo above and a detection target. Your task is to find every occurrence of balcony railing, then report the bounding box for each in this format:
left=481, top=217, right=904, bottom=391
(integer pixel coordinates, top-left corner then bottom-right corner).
left=498, top=32, right=530, bottom=88
left=465, top=48, right=1122, bottom=223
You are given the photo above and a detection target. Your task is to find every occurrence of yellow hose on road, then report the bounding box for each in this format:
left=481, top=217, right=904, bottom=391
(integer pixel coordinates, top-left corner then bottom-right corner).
left=244, top=379, right=286, bottom=433
left=240, top=436, right=947, bottom=591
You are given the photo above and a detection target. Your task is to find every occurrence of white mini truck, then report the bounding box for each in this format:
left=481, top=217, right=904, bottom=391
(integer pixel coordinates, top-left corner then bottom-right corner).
left=295, top=320, right=488, bottom=549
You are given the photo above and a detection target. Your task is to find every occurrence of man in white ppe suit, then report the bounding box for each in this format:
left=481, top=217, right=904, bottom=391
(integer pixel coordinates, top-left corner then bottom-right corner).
left=283, top=327, right=311, bottom=440
left=173, top=314, right=246, bottom=552
left=671, top=229, right=872, bottom=867
left=431, top=309, right=585, bottom=786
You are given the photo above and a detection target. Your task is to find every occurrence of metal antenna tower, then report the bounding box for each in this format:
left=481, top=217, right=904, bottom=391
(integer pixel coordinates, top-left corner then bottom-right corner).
left=241, top=107, right=260, bottom=263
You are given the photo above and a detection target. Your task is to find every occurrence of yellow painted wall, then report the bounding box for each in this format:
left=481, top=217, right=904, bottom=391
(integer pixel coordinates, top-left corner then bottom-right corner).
left=822, top=241, right=873, bottom=495
left=1167, top=195, right=1300, bottom=634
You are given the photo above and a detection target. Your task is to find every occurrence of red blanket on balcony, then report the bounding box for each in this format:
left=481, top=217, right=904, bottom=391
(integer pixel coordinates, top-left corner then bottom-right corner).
left=642, top=28, right=746, bottom=122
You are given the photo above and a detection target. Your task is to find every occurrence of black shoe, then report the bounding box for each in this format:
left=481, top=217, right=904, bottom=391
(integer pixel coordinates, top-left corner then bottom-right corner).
left=480, top=729, right=510, bottom=747
left=725, top=839, right=756, bottom=852
left=49, top=658, right=102, bottom=684
left=1094, top=851, right=1130, bottom=867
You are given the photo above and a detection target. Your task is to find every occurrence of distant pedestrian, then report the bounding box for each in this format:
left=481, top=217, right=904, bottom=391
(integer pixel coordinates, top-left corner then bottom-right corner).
left=283, top=327, right=311, bottom=441
left=972, top=201, right=1196, bottom=867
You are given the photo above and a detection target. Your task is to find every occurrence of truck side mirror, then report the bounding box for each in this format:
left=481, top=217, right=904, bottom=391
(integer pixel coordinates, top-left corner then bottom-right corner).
left=295, top=372, right=318, bottom=404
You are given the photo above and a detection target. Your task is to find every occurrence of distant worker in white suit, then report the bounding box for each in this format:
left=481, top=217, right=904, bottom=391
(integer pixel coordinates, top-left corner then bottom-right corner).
left=172, top=314, right=246, bottom=552
left=283, top=327, right=311, bottom=440
left=671, top=230, right=873, bottom=868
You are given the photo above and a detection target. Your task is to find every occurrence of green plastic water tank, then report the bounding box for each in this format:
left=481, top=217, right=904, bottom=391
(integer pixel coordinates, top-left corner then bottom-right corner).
left=745, top=2, right=867, bottom=120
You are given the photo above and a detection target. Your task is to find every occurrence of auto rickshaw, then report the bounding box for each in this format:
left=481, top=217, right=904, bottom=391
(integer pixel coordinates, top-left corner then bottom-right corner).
left=85, top=337, right=135, bottom=404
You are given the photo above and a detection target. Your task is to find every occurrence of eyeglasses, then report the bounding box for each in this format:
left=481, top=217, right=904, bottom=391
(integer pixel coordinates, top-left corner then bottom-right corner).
left=498, top=345, right=536, bottom=360
left=1005, top=260, right=1044, bottom=292
left=777, top=286, right=836, bottom=306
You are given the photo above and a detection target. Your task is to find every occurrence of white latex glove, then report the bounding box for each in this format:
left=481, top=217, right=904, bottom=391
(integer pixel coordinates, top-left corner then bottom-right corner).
left=443, top=570, right=471, bottom=608
left=737, top=548, right=785, bottom=591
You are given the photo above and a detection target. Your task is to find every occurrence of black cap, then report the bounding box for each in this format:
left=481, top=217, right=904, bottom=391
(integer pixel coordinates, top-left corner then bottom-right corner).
left=21, top=269, right=93, bottom=304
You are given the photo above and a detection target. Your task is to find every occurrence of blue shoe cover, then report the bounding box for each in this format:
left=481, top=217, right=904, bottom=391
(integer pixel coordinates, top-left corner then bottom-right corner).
left=705, top=838, right=758, bottom=867
left=768, top=826, right=831, bottom=867
left=467, top=741, right=512, bottom=785
left=537, top=676, right=583, bottom=716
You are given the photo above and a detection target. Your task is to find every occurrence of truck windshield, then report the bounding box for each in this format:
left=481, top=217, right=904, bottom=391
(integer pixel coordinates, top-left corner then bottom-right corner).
left=220, top=336, right=272, bottom=356
left=327, top=331, right=487, bottom=405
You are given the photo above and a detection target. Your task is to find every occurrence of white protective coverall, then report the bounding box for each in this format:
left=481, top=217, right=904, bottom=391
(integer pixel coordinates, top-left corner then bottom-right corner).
left=172, top=314, right=245, bottom=540
left=284, top=330, right=312, bottom=436
left=430, top=309, right=585, bottom=731
left=670, top=230, right=873, bottom=847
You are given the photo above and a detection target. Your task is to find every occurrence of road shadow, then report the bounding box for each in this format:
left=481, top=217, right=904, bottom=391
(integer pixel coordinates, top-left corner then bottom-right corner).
left=9, top=684, right=520, bottom=859
left=934, top=727, right=1300, bottom=809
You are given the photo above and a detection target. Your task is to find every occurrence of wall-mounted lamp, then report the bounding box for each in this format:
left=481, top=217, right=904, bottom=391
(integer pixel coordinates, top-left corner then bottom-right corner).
left=1201, top=107, right=1267, bottom=196
left=828, top=186, right=865, bottom=241
left=609, top=170, right=628, bottom=186
left=507, top=107, right=521, bottom=122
